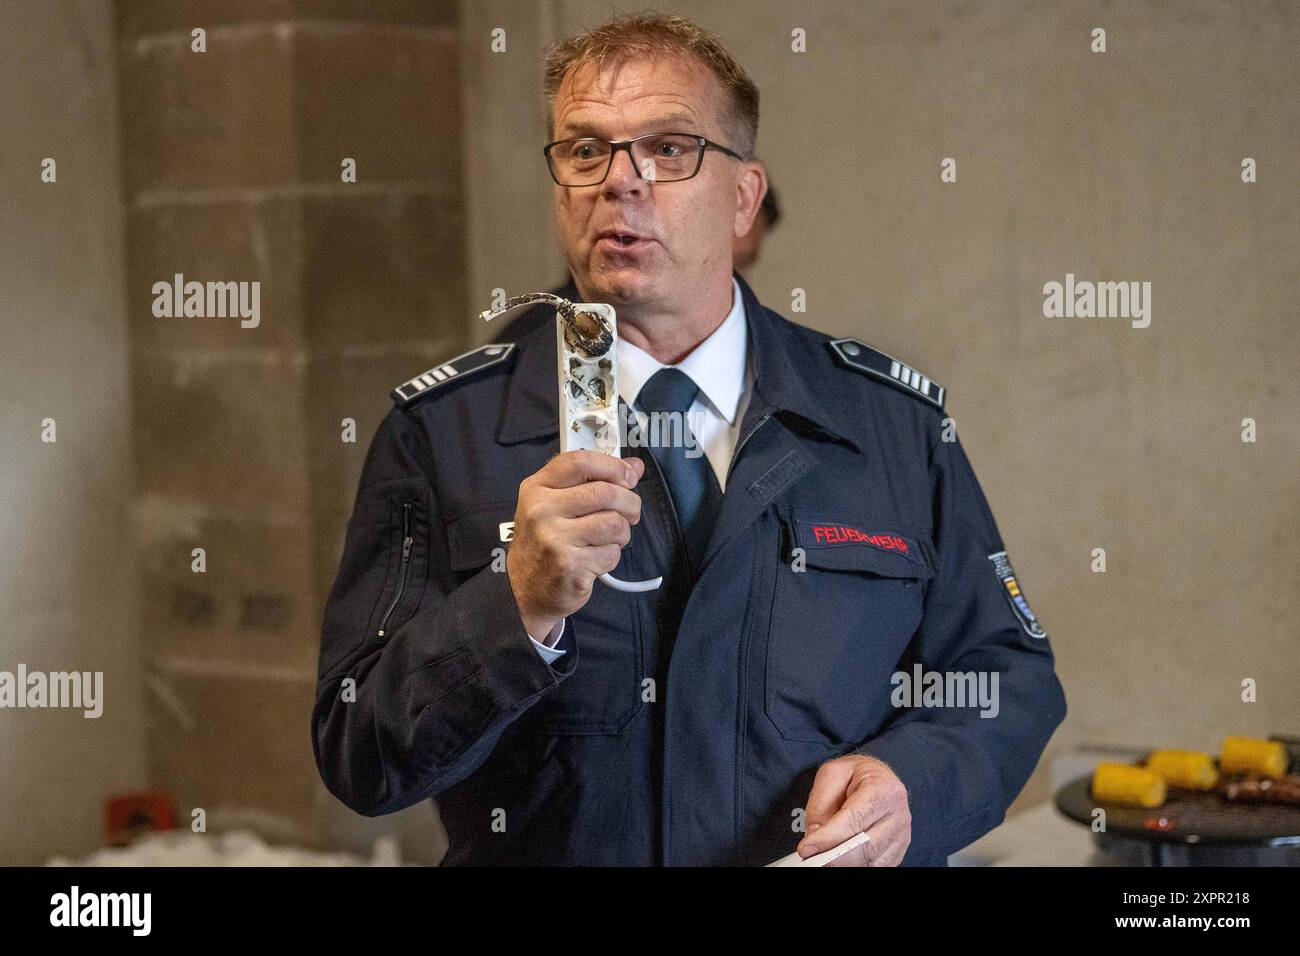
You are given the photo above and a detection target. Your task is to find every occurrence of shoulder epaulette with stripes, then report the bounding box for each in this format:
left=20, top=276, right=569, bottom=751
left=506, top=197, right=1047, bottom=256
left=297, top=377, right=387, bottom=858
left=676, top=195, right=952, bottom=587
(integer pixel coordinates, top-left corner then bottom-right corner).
left=827, top=338, right=945, bottom=410
left=391, top=343, right=515, bottom=409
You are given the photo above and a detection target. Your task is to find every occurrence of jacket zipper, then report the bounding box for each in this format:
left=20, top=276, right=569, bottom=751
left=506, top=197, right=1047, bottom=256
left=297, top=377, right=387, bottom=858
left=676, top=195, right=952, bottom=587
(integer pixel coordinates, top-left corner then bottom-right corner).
left=724, top=412, right=772, bottom=487
left=656, top=411, right=772, bottom=865
left=377, top=502, right=413, bottom=638
left=724, top=411, right=770, bottom=863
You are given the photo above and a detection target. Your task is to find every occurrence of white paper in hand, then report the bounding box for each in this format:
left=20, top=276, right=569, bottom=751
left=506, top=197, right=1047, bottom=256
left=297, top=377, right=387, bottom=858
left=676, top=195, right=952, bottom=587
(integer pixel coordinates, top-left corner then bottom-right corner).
left=766, top=831, right=871, bottom=867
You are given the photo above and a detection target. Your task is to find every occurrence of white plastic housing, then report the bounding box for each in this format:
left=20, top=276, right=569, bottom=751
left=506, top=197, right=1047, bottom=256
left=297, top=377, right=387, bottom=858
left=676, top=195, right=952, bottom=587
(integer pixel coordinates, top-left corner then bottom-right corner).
left=556, top=302, right=621, bottom=456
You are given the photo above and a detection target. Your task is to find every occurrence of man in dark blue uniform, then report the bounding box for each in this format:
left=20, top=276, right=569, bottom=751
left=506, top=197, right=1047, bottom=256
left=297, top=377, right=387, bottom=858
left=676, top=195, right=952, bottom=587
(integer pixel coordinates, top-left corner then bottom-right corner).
left=311, top=13, right=1066, bottom=866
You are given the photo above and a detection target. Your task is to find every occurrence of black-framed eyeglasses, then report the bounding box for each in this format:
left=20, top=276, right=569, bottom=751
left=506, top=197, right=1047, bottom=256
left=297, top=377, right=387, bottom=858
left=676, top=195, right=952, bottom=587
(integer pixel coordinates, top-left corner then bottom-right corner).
left=543, top=132, right=744, bottom=187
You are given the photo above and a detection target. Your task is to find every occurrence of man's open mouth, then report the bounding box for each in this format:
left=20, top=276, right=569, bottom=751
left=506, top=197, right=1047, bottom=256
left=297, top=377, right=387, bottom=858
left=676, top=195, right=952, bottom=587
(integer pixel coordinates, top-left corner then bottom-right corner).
left=597, top=232, right=649, bottom=251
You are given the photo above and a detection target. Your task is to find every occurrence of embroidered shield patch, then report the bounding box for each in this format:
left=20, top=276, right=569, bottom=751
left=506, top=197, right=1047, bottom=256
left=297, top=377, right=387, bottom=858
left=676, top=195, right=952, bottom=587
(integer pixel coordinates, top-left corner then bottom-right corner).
left=988, top=551, right=1047, bottom=639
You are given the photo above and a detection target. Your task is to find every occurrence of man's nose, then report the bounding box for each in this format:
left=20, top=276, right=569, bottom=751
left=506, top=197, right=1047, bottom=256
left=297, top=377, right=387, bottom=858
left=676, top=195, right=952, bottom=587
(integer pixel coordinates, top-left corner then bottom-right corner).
left=603, top=146, right=647, bottom=195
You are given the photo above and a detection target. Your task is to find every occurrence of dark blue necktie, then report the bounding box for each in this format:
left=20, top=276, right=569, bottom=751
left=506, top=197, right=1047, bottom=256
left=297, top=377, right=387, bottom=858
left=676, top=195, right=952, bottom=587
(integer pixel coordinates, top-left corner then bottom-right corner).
left=636, top=368, right=723, bottom=572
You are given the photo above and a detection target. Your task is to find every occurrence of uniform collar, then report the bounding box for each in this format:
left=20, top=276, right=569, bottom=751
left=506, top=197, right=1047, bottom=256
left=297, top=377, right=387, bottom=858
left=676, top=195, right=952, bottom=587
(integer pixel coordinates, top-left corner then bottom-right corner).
left=732, top=271, right=858, bottom=450
left=497, top=270, right=858, bottom=452
left=618, top=275, right=747, bottom=425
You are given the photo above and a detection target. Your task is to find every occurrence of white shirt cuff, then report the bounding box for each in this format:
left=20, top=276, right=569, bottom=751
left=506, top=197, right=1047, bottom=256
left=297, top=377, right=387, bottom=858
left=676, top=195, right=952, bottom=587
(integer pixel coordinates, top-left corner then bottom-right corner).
left=527, top=619, right=567, bottom=664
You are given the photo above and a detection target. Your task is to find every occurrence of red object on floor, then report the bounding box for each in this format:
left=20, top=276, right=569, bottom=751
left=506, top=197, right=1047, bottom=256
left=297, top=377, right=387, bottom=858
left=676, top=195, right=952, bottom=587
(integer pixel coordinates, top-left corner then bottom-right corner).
left=105, top=792, right=176, bottom=845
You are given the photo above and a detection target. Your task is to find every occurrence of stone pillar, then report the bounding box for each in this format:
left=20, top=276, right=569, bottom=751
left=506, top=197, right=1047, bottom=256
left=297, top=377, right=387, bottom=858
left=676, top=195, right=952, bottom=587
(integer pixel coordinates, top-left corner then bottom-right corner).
left=115, top=0, right=464, bottom=853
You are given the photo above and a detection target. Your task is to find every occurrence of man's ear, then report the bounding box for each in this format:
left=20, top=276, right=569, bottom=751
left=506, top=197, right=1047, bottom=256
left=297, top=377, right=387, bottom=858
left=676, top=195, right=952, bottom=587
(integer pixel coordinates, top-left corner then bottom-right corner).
left=734, top=160, right=769, bottom=239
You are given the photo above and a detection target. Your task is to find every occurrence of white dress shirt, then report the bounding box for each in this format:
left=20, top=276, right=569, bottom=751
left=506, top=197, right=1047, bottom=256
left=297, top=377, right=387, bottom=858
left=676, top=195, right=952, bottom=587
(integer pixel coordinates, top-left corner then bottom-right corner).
left=528, top=275, right=753, bottom=663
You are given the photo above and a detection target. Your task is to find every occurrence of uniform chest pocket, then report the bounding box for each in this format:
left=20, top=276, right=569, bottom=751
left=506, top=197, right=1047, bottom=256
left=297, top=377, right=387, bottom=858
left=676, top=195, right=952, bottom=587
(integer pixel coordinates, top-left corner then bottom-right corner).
left=445, top=502, right=644, bottom=736
left=765, top=514, right=935, bottom=746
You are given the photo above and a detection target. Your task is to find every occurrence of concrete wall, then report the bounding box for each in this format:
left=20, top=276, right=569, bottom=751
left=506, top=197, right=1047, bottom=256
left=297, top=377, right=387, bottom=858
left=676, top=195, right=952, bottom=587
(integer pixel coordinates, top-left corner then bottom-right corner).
left=112, top=0, right=465, bottom=862
left=0, top=0, right=146, bottom=865
left=462, top=0, right=1300, bottom=811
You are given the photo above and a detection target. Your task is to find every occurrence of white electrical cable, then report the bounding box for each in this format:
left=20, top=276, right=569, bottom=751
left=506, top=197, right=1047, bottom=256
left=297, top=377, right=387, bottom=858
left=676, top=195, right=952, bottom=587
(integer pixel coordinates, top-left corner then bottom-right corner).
left=598, top=571, right=663, bottom=592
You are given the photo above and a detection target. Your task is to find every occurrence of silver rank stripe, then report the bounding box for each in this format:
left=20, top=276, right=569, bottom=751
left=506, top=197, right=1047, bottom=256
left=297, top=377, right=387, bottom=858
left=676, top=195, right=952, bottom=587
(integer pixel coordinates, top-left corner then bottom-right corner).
left=889, top=359, right=938, bottom=402
left=391, top=344, right=514, bottom=408
left=404, top=364, right=458, bottom=397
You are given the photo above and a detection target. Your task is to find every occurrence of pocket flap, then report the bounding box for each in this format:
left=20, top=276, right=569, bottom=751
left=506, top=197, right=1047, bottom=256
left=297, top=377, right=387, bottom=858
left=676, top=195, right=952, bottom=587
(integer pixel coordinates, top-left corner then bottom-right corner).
left=791, top=516, right=934, bottom=580
left=445, top=501, right=516, bottom=571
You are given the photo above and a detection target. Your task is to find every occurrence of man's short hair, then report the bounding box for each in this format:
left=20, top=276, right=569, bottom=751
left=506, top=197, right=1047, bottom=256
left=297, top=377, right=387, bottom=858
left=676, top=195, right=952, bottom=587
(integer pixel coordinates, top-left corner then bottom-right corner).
left=543, top=12, right=761, bottom=161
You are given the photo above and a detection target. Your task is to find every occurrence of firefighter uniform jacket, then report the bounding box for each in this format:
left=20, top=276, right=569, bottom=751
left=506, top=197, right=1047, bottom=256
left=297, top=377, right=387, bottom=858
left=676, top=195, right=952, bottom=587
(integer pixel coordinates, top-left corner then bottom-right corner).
left=311, top=270, right=1067, bottom=865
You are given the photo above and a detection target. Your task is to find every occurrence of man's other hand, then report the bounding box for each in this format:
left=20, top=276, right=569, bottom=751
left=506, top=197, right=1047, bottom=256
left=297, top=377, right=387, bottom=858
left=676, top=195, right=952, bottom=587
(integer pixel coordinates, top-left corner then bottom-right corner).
left=798, top=754, right=912, bottom=866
